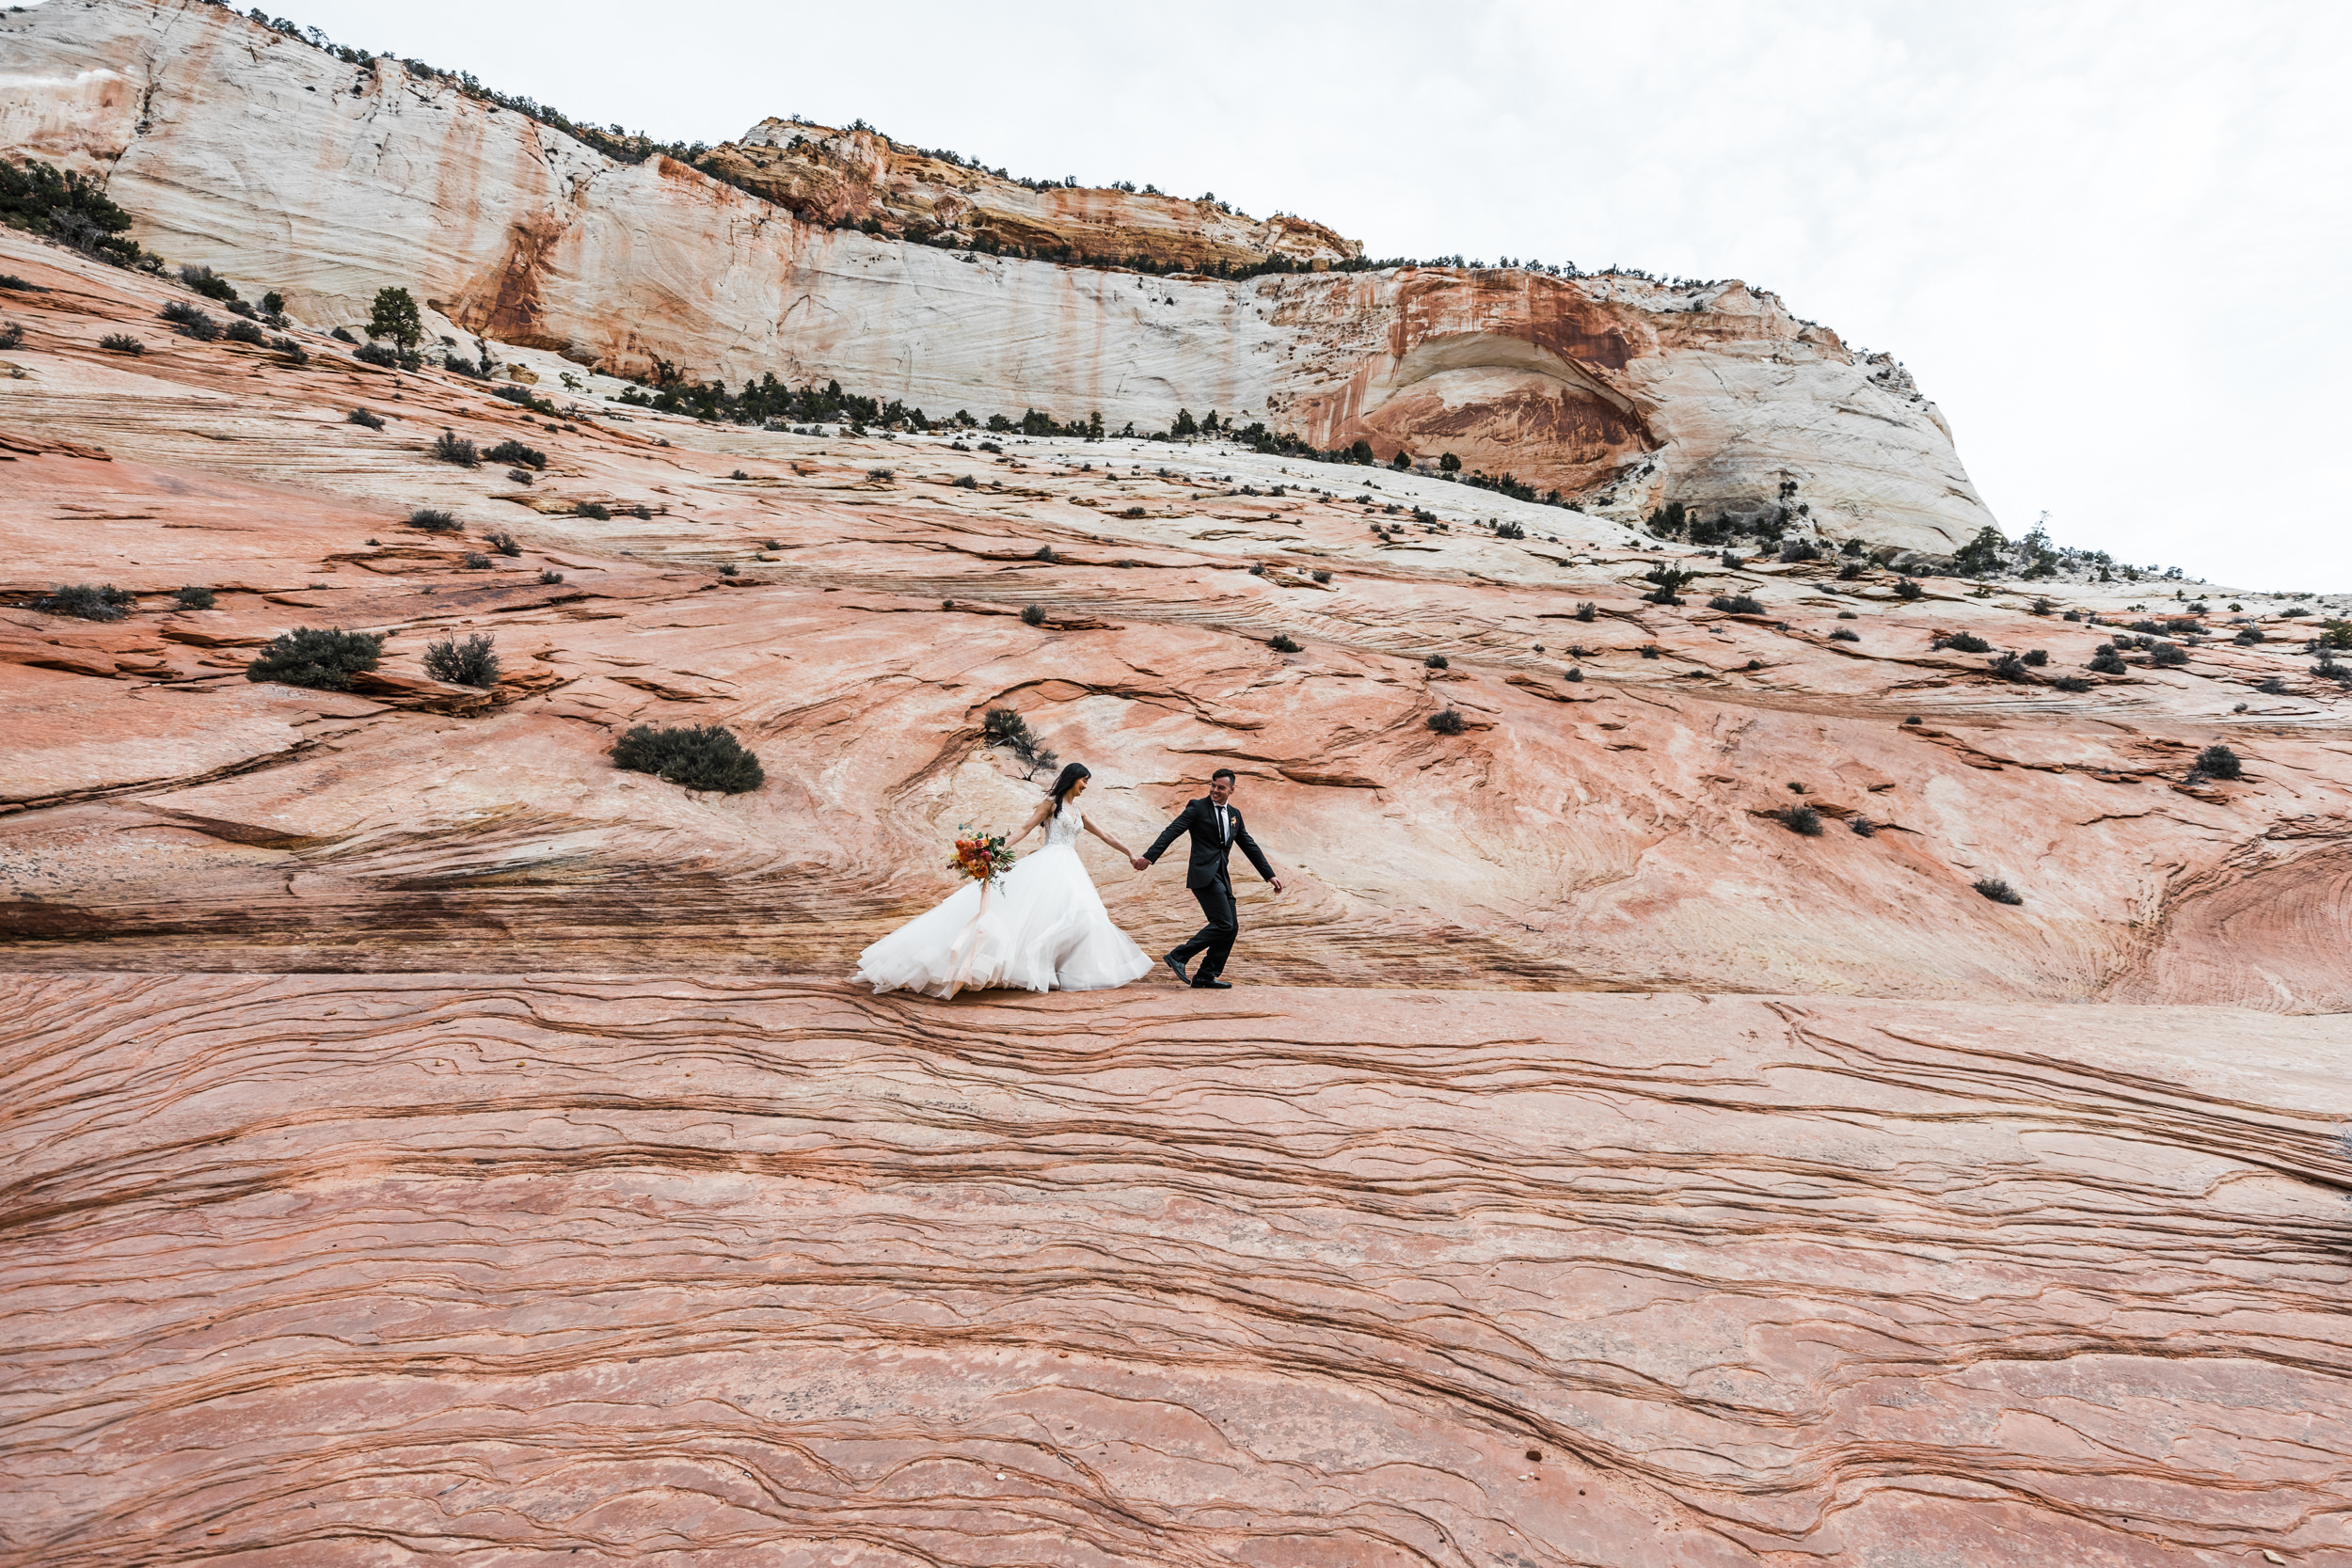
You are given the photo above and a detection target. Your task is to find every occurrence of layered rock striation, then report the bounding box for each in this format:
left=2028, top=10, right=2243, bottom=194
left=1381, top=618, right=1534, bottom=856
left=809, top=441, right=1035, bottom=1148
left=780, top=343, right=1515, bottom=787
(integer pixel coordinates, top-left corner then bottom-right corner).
left=4, top=0, right=1993, bottom=552
left=5, top=974, right=2347, bottom=1566
left=4, top=142, right=2352, bottom=1568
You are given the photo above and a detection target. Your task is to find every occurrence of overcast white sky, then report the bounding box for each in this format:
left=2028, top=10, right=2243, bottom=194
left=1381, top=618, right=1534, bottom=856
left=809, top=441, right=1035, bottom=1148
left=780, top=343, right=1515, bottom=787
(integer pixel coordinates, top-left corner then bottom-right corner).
left=117, top=1, right=2352, bottom=586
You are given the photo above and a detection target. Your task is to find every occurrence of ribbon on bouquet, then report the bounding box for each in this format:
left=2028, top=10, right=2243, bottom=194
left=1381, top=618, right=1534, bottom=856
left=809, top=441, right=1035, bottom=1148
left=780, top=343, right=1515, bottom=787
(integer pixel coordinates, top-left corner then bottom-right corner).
left=941, top=878, right=994, bottom=999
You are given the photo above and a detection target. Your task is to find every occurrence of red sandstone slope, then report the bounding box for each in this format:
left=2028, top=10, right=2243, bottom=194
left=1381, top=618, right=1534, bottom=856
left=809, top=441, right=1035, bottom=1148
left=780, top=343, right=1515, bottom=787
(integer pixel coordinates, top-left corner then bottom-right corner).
left=2, top=229, right=2346, bottom=1008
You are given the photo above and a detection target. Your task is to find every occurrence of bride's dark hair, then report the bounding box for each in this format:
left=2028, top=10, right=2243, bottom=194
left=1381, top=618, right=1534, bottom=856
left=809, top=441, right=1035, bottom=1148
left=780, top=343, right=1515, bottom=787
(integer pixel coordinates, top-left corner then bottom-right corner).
left=1046, top=762, right=1091, bottom=810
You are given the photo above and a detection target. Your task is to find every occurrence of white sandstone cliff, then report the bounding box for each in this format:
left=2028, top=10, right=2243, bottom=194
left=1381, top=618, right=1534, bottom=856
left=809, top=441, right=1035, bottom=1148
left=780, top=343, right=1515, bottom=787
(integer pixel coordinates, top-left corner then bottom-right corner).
left=0, top=0, right=1995, bottom=550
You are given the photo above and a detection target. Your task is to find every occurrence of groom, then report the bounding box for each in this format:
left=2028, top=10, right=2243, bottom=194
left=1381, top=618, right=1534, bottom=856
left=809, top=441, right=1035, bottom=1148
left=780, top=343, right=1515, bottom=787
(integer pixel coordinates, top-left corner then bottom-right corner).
left=1133, top=768, right=1283, bottom=989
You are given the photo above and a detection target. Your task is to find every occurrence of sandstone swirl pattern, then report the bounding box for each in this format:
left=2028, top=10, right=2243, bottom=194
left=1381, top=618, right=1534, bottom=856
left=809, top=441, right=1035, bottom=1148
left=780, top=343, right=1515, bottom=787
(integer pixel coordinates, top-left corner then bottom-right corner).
left=4, top=974, right=2347, bottom=1566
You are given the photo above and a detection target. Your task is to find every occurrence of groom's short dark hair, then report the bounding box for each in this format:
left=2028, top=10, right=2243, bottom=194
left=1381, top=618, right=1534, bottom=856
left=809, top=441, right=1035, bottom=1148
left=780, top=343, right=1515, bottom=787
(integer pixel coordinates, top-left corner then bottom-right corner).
left=1210, top=768, right=1237, bottom=784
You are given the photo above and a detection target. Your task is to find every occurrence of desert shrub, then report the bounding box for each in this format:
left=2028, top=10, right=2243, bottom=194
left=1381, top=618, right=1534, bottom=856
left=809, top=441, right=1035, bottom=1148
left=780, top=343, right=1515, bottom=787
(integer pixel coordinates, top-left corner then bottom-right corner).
left=460, top=552, right=492, bottom=569
left=432, top=430, right=479, bottom=467
left=1709, top=594, right=1764, bottom=616
left=1972, top=877, right=2024, bottom=906
left=1639, top=644, right=1661, bottom=659
left=952, top=473, right=978, bottom=489
left=1894, top=578, right=1923, bottom=600
left=485, top=438, right=545, bottom=469
left=982, top=707, right=1057, bottom=774
left=2280, top=606, right=2311, bottom=618
left=1779, top=537, right=1822, bottom=563
left=867, top=467, right=895, bottom=482
left=2317, top=620, right=2352, bottom=651
left=223, top=319, right=267, bottom=346
left=506, top=467, right=535, bottom=486
left=1120, top=505, right=1146, bottom=518
left=2255, top=676, right=2288, bottom=694
left=444, top=356, right=485, bottom=379
left=1426, top=709, right=1467, bottom=735
left=98, top=332, right=145, bottom=356
left=1573, top=602, right=1597, bottom=622
left=2193, top=744, right=2242, bottom=780
left=272, top=336, right=307, bottom=364
left=348, top=406, right=385, bottom=430
left=485, top=531, right=520, bottom=557
left=1033, top=546, right=1058, bottom=563
left=330, top=326, right=358, bottom=343
left=409, top=508, right=460, bottom=532
left=228, top=302, right=257, bottom=319
left=1988, top=652, right=2031, bottom=682
left=2233, top=626, right=2265, bottom=645
left=718, top=562, right=739, bottom=577
left=1837, top=562, right=1865, bottom=580
left=2030, top=597, right=2055, bottom=616
left=0, top=321, right=23, bottom=351
left=245, top=626, right=385, bottom=689
left=33, top=583, right=135, bottom=621
left=2312, top=656, right=2352, bottom=686
left=1495, top=520, right=1525, bottom=540
left=176, top=264, right=238, bottom=302
left=1015, top=603, right=1046, bottom=627
left=1269, top=633, right=1302, bottom=653
left=612, top=723, right=765, bottom=793
left=1424, top=653, right=1449, bottom=669
left=2089, top=646, right=2128, bottom=675
left=160, top=301, right=219, bottom=341
left=1779, top=805, right=1823, bottom=836
left=421, top=631, right=499, bottom=686
left=2052, top=675, right=2092, bottom=692
left=172, top=585, right=215, bottom=610
left=1829, top=627, right=1861, bottom=641
left=1565, top=667, right=1583, bottom=683
left=578, top=501, right=613, bottom=520
left=2151, top=642, right=2189, bottom=667
left=0, top=274, right=44, bottom=293
left=1643, top=564, right=1699, bottom=605
left=2021, top=648, right=2048, bottom=666
left=1850, top=816, right=1876, bottom=836
left=355, top=341, right=399, bottom=368
left=1937, top=631, right=1992, bottom=653
left=539, top=569, right=564, bottom=584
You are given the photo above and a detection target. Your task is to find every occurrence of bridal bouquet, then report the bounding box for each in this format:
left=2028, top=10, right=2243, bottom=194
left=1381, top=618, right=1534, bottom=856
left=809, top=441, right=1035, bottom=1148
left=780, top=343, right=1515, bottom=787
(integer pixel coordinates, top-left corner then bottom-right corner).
left=947, top=825, right=1015, bottom=886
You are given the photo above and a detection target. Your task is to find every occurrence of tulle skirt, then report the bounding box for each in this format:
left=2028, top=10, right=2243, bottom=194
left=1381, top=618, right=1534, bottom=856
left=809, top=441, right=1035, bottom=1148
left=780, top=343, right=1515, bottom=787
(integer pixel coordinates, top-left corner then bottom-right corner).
left=853, top=842, right=1152, bottom=998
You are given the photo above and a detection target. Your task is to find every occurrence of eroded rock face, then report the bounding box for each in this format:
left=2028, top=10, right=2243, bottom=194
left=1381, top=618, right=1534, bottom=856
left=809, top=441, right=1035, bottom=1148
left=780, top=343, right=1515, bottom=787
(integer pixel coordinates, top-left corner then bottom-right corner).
left=707, top=118, right=1361, bottom=271
left=4, top=141, right=2352, bottom=1568
left=5, top=974, right=2347, bottom=1565
left=4, top=0, right=1993, bottom=552
left=2, top=230, right=2345, bottom=1010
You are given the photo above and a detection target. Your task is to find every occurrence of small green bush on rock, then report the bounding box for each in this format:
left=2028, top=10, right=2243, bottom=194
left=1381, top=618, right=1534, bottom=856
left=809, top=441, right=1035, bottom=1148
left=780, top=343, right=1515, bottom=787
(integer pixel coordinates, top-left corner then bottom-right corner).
left=422, top=631, right=499, bottom=687
left=246, top=626, right=386, bottom=689
left=34, top=583, right=135, bottom=621
left=612, top=723, right=765, bottom=792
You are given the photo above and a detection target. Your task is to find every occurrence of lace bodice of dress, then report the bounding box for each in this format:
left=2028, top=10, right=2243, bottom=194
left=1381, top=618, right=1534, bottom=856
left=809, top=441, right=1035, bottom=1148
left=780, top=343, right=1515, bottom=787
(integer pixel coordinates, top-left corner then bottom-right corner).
left=1045, top=803, right=1084, bottom=848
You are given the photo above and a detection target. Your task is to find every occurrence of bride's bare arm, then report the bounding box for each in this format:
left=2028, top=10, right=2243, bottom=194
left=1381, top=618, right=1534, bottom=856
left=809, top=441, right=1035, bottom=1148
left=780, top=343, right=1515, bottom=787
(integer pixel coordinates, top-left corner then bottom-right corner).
left=1008, top=798, right=1054, bottom=845
left=1084, top=816, right=1136, bottom=859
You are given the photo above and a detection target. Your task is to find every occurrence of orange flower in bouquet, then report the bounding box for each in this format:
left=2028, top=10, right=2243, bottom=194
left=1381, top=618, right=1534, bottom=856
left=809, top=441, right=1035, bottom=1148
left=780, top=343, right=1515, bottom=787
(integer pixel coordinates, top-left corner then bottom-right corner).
left=947, top=825, right=1015, bottom=886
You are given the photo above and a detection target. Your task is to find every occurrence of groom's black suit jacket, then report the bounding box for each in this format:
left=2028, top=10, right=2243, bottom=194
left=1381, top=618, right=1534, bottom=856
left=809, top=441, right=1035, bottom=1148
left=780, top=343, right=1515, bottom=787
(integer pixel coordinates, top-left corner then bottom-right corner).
left=1144, top=797, right=1276, bottom=891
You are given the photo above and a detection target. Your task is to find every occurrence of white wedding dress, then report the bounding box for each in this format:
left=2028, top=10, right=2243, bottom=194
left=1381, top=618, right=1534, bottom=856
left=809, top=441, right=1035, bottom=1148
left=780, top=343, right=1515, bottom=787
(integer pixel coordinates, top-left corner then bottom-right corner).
left=854, top=804, right=1152, bottom=998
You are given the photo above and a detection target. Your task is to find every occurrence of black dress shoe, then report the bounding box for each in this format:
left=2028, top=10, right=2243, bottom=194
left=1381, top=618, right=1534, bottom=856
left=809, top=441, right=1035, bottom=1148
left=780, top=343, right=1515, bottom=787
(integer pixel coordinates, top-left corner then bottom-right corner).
left=1191, top=977, right=1232, bottom=989
left=1164, top=952, right=1190, bottom=985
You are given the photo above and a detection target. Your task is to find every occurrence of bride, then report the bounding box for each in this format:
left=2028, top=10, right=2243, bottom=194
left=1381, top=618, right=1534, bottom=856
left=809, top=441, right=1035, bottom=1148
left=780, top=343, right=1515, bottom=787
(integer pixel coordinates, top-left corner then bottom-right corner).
left=854, top=763, right=1153, bottom=998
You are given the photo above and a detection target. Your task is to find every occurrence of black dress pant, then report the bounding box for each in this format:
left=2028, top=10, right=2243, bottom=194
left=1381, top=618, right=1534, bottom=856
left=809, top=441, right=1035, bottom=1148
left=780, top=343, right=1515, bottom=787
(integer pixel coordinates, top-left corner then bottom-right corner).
left=1169, top=878, right=1239, bottom=980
